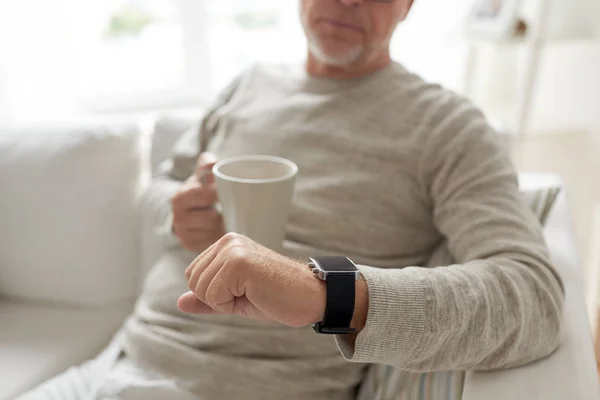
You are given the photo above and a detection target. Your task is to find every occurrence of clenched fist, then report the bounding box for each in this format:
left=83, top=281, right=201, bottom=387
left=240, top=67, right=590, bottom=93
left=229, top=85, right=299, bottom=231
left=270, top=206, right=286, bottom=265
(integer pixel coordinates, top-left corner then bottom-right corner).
left=171, top=152, right=225, bottom=253
left=177, top=233, right=329, bottom=328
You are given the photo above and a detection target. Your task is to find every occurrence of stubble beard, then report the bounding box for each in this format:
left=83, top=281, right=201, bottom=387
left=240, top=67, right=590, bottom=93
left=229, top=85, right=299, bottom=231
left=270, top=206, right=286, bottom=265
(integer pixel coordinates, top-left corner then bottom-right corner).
left=306, top=31, right=364, bottom=68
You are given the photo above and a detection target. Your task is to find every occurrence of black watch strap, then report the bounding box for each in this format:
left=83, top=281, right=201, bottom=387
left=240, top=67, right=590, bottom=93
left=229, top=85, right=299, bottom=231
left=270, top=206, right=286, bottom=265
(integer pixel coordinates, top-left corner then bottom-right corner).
left=310, top=257, right=357, bottom=335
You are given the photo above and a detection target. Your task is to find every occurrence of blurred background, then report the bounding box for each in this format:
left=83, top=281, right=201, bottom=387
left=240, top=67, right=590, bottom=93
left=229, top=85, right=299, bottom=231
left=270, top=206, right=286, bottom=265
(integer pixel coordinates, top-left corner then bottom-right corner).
left=0, top=0, right=476, bottom=120
left=0, top=0, right=597, bottom=127
left=0, top=0, right=599, bottom=375
left=2, top=0, right=597, bottom=268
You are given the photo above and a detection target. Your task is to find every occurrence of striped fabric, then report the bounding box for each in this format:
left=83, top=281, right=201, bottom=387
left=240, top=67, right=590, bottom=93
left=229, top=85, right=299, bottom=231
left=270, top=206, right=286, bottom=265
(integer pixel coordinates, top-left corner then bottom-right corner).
left=356, top=184, right=562, bottom=400
left=357, top=366, right=464, bottom=400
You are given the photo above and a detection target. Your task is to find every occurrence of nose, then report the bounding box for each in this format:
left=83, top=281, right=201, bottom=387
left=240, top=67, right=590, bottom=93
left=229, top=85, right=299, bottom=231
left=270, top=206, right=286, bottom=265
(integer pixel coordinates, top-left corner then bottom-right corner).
left=338, top=0, right=365, bottom=6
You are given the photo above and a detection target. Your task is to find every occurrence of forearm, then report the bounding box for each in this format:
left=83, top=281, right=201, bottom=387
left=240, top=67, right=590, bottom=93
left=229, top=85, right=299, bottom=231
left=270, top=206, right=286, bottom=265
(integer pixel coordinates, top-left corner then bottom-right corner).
left=368, top=100, right=567, bottom=371
left=336, top=252, right=564, bottom=371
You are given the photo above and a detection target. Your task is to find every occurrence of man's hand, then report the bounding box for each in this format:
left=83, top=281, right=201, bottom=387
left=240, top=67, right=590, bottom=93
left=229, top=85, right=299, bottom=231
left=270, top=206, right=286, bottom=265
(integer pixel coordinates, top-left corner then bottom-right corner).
left=178, top=233, right=370, bottom=335
left=171, top=152, right=226, bottom=253
left=177, top=233, right=328, bottom=328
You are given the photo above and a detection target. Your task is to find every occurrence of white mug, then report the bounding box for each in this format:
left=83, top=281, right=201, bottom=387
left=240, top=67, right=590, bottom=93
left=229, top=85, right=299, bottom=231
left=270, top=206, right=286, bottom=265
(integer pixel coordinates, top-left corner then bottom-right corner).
left=212, top=155, right=298, bottom=252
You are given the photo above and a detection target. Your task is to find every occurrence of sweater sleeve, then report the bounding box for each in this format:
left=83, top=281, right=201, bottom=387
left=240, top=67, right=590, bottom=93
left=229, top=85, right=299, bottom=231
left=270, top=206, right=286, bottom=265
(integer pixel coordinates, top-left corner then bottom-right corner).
left=335, top=102, right=564, bottom=371
left=147, top=73, right=246, bottom=249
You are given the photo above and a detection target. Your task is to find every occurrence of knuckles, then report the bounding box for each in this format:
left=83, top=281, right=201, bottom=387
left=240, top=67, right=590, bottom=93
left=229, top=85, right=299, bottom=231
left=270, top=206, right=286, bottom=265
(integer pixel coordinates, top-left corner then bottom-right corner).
left=221, top=232, right=243, bottom=243
left=219, top=233, right=252, bottom=268
left=171, top=183, right=218, bottom=210
left=227, top=247, right=250, bottom=267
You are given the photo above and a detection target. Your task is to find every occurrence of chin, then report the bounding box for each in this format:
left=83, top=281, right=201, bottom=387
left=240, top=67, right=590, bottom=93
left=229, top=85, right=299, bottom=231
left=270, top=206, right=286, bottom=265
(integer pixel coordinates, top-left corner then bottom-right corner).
left=308, top=39, right=363, bottom=67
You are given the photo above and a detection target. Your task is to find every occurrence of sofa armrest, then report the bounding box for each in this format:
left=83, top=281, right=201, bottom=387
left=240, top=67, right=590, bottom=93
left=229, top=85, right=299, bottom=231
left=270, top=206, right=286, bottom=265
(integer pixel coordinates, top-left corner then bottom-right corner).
left=462, top=191, right=599, bottom=399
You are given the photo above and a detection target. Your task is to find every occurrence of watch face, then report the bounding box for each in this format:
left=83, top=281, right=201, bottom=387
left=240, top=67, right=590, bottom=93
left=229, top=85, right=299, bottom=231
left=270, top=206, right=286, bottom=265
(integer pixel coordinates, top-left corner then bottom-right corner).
left=310, top=257, right=358, bottom=272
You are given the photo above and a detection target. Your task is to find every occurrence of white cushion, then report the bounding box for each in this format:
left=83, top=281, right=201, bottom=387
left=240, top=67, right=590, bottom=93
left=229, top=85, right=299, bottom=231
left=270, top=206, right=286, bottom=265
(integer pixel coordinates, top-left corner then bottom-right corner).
left=151, top=113, right=201, bottom=175
left=0, top=124, right=147, bottom=306
left=0, top=301, right=131, bottom=400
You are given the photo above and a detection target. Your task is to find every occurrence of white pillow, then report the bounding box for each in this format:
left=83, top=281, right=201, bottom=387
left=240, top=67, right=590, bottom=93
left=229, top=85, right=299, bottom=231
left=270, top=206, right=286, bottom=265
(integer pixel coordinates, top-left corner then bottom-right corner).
left=0, top=123, right=147, bottom=306
left=151, top=114, right=201, bottom=176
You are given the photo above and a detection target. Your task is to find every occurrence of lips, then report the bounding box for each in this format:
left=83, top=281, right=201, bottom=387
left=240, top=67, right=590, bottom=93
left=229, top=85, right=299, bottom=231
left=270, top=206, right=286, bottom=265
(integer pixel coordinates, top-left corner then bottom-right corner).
left=317, top=18, right=363, bottom=32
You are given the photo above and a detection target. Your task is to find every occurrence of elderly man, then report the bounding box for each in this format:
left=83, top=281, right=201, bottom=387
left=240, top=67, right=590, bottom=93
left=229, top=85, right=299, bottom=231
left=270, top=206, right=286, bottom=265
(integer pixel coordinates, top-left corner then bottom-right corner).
left=23, top=0, right=563, bottom=399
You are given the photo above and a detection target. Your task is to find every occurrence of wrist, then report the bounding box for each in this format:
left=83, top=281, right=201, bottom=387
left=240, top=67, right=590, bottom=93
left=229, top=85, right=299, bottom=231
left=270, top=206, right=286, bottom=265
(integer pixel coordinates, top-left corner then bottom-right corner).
left=351, top=276, right=368, bottom=332
left=308, top=268, right=369, bottom=333
left=310, top=273, right=327, bottom=325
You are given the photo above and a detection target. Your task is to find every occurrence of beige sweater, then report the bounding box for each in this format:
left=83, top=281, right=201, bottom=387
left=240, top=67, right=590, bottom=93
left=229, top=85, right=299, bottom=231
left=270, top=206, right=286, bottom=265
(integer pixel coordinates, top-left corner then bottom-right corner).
left=122, top=62, right=564, bottom=399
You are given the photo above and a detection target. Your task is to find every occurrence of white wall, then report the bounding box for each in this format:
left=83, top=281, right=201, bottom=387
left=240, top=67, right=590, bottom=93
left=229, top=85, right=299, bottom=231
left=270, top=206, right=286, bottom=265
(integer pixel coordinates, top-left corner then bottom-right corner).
left=469, top=39, right=600, bottom=135
left=0, top=2, right=76, bottom=125
left=522, top=0, right=599, bottom=40
left=528, top=40, right=600, bottom=134
left=464, top=0, right=600, bottom=135
left=0, top=1, right=12, bottom=125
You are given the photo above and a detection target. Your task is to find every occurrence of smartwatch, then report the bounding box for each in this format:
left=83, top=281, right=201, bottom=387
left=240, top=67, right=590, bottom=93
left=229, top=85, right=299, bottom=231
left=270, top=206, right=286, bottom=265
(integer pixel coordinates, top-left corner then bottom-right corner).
left=309, top=256, right=361, bottom=335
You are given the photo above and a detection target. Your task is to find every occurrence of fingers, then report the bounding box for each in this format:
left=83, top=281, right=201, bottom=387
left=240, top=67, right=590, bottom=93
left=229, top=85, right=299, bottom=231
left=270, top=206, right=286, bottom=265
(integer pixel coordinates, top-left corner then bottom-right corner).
left=184, top=236, right=241, bottom=314
left=197, top=152, right=218, bottom=170
left=172, top=193, right=224, bottom=253
left=204, top=265, right=239, bottom=313
left=174, top=208, right=222, bottom=231
left=186, top=239, right=221, bottom=283
left=177, top=292, right=220, bottom=314
left=172, top=151, right=220, bottom=211
left=196, top=152, right=218, bottom=185
left=185, top=239, right=218, bottom=280
left=172, top=183, right=219, bottom=210
left=191, top=255, right=225, bottom=306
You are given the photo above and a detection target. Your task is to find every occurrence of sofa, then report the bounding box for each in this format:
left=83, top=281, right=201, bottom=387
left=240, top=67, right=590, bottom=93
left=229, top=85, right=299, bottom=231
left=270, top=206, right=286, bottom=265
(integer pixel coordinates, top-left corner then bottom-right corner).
left=0, top=118, right=598, bottom=399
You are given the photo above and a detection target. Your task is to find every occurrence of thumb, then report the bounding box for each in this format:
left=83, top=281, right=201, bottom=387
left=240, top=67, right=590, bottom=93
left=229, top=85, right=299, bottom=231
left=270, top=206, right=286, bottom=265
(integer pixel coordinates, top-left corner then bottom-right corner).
left=195, top=152, right=218, bottom=185
left=177, top=291, right=220, bottom=314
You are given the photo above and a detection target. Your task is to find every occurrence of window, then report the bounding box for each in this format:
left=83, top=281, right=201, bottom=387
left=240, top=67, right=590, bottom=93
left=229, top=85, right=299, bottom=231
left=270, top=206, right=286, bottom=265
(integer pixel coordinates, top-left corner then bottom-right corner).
left=62, top=0, right=198, bottom=110
left=0, top=0, right=473, bottom=123
left=60, top=0, right=305, bottom=111
left=390, top=0, right=473, bottom=90
left=203, top=1, right=305, bottom=92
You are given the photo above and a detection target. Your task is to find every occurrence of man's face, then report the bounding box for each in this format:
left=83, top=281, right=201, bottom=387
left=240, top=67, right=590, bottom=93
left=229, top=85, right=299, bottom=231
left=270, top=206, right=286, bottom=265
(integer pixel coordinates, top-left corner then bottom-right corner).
left=300, top=0, right=414, bottom=67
